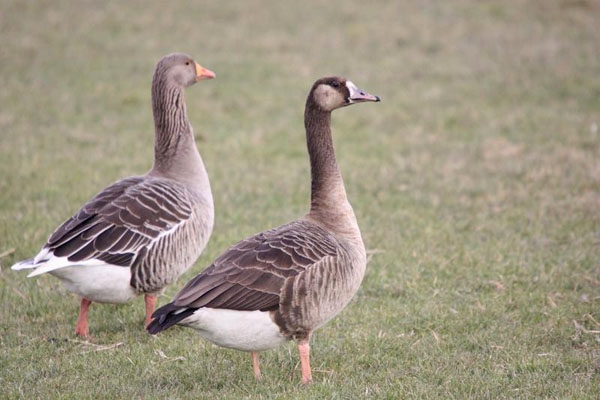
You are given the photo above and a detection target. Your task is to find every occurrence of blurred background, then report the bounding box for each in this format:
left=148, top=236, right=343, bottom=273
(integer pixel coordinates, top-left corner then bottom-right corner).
left=1, top=0, right=599, bottom=398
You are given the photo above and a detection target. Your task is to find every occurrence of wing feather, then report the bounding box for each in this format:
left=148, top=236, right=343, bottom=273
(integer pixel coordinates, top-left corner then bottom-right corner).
left=170, top=220, right=339, bottom=312
left=38, top=176, right=194, bottom=269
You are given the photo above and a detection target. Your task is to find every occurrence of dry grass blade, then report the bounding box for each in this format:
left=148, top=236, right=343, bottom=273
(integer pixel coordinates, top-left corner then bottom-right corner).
left=12, top=287, right=28, bottom=301
left=0, top=248, right=15, bottom=258
left=366, top=248, right=385, bottom=263
left=573, top=320, right=600, bottom=335
left=67, top=338, right=124, bottom=353
left=154, top=349, right=186, bottom=362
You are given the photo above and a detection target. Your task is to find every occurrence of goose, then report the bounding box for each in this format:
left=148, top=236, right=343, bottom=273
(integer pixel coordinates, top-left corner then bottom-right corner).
left=147, top=76, right=380, bottom=384
left=12, top=53, right=216, bottom=337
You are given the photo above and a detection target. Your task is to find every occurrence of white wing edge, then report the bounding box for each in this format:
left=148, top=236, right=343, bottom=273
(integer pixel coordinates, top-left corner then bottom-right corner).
left=12, top=248, right=108, bottom=278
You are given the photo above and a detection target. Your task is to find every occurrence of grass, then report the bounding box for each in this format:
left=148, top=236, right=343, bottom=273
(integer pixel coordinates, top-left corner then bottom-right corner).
left=1, top=0, right=599, bottom=398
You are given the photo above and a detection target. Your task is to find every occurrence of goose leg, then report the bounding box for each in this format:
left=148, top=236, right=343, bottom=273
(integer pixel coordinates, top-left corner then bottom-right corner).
left=251, top=351, right=262, bottom=380
left=75, top=298, right=92, bottom=337
left=144, top=295, right=157, bottom=327
left=297, top=339, right=312, bottom=384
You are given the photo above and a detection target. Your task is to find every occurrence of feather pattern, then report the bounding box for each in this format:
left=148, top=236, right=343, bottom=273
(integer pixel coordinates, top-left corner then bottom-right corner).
left=172, top=220, right=337, bottom=309
left=163, top=218, right=365, bottom=338
left=34, top=176, right=211, bottom=293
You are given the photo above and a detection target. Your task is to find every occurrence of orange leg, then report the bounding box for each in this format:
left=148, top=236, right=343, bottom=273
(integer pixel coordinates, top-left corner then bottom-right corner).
left=298, top=339, right=312, bottom=384
left=144, top=295, right=157, bottom=327
left=251, top=351, right=262, bottom=380
left=75, top=298, right=92, bottom=337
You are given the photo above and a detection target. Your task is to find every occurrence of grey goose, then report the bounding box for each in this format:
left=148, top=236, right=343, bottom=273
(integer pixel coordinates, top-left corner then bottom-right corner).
left=147, top=76, right=380, bottom=384
left=12, top=53, right=216, bottom=337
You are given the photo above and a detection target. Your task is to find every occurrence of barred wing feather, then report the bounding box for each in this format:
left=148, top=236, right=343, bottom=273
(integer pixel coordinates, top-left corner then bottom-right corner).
left=33, top=177, right=194, bottom=271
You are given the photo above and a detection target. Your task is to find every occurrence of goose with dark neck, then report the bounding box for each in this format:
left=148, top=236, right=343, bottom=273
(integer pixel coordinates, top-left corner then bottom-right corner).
left=12, top=53, right=216, bottom=337
left=147, top=76, right=379, bottom=384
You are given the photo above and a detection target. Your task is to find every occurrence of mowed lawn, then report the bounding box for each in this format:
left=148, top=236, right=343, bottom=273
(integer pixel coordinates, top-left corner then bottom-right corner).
left=1, top=0, right=599, bottom=398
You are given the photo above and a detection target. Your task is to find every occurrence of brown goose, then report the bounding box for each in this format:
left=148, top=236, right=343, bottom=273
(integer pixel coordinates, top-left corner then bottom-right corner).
left=147, top=76, right=379, bottom=384
left=12, top=53, right=216, bottom=337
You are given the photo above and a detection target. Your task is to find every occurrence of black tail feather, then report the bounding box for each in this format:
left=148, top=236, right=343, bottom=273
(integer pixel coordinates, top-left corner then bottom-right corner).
left=146, top=302, right=197, bottom=335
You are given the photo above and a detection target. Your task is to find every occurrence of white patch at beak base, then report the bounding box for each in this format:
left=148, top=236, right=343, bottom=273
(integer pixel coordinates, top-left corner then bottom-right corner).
left=346, top=81, right=360, bottom=103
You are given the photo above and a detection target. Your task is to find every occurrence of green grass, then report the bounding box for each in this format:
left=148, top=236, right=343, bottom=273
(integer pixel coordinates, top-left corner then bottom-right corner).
left=1, top=0, right=599, bottom=398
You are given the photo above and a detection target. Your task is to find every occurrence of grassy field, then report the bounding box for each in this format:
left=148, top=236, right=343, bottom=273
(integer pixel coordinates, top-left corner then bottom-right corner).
left=1, top=0, right=599, bottom=398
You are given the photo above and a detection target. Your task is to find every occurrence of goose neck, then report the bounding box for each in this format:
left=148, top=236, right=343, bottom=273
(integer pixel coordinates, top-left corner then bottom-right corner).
left=153, top=86, right=189, bottom=130
left=305, top=104, right=348, bottom=218
left=152, top=79, right=192, bottom=156
left=149, top=78, right=206, bottom=190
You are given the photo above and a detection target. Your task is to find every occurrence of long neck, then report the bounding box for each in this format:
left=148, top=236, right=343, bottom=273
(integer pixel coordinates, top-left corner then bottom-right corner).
left=305, top=101, right=358, bottom=237
left=149, top=76, right=208, bottom=192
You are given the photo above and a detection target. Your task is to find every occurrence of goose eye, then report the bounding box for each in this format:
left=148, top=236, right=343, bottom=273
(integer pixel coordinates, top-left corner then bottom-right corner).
left=330, top=81, right=340, bottom=88
left=185, top=61, right=190, bottom=66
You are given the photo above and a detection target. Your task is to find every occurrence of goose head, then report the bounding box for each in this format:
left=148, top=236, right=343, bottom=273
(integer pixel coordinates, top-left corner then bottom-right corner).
left=156, top=53, right=216, bottom=88
left=310, top=76, right=380, bottom=112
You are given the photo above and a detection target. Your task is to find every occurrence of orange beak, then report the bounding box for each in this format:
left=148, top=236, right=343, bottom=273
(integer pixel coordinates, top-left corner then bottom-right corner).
left=195, top=63, right=216, bottom=81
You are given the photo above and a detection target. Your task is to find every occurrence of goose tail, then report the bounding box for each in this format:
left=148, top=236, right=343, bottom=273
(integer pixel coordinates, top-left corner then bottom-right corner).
left=11, top=258, right=36, bottom=271
left=146, top=302, right=197, bottom=335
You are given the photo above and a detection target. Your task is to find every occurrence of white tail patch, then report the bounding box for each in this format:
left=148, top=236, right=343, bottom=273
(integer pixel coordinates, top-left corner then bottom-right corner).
left=48, top=263, right=136, bottom=303
left=12, top=249, right=136, bottom=303
left=181, top=308, right=288, bottom=352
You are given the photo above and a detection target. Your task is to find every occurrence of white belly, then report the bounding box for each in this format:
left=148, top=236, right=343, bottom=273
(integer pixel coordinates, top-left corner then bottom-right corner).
left=49, top=264, right=137, bottom=304
left=181, top=308, right=289, bottom=352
